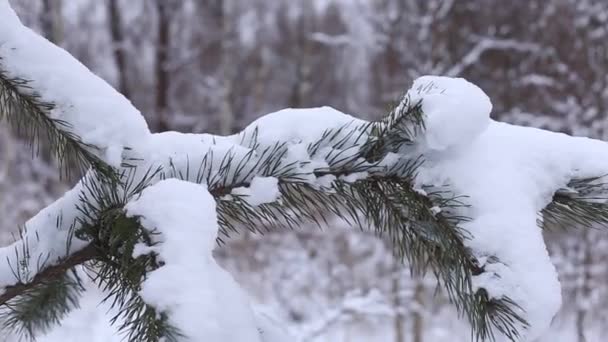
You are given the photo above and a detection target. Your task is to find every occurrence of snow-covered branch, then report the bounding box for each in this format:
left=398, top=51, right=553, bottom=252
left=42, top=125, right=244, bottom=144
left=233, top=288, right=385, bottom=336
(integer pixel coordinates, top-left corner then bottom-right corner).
left=4, top=1, right=608, bottom=341
left=0, top=0, right=149, bottom=167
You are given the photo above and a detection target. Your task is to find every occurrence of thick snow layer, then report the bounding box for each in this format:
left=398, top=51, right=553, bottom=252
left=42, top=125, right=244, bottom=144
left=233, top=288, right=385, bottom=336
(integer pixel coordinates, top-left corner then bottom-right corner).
left=234, top=107, right=372, bottom=185
left=0, top=1, right=149, bottom=166
left=409, top=76, right=491, bottom=151
left=413, top=77, right=608, bottom=340
left=239, top=107, right=364, bottom=146
left=125, top=179, right=263, bottom=341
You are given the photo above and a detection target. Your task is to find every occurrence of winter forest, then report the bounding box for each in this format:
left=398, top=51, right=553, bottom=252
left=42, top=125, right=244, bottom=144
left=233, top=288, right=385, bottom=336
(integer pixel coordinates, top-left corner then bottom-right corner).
left=2, top=0, right=608, bottom=341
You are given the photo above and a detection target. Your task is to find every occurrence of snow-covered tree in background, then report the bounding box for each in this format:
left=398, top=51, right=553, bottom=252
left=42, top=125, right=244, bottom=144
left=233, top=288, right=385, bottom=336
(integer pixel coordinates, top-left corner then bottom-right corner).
left=2, top=1, right=608, bottom=342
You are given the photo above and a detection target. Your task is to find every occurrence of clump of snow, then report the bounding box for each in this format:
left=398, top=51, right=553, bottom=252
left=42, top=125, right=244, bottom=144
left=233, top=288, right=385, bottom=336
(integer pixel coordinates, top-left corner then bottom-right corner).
left=125, top=179, right=262, bottom=341
left=0, top=0, right=150, bottom=166
left=232, top=176, right=280, bottom=206
left=408, top=76, right=492, bottom=151
left=413, top=75, right=608, bottom=340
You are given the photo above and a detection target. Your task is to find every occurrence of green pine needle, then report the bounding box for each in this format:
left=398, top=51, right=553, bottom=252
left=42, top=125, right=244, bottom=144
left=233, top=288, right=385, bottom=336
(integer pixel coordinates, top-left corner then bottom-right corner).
left=0, top=272, right=84, bottom=339
left=0, top=61, right=115, bottom=179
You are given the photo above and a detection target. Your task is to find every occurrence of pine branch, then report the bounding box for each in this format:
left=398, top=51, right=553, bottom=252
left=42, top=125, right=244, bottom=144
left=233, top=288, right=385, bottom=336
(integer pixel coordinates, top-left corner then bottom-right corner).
left=0, top=167, right=156, bottom=339
left=0, top=95, right=527, bottom=342
left=543, top=176, right=608, bottom=230
left=4, top=6, right=603, bottom=340
left=1, top=270, right=85, bottom=338
left=91, top=214, right=181, bottom=342
left=0, top=245, right=96, bottom=307
left=0, top=61, right=114, bottom=178
left=181, top=98, right=526, bottom=341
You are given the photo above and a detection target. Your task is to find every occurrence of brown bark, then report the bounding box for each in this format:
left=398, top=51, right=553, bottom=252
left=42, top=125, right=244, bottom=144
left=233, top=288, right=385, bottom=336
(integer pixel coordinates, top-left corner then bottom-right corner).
left=0, top=244, right=97, bottom=305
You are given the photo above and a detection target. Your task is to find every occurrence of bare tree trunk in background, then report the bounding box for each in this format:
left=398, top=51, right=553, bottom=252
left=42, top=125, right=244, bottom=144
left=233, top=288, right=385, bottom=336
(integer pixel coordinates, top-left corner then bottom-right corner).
left=38, top=0, right=63, bottom=168
left=289, top=57, right=306, bottom=108
left=392, top=270, right=405, bottom=342
left=413, top=280, right=425, bottom=342
left=216, top=0, right=236, bottom=136
left=107, top=0, right=130, bottom=99
left=576, top=230, right=592, bottom=342
left=41, top=0, right=63, bottom=44
left=0, top=126, right=14, bottom=184
left=252, top=55, right=269, bottom=115
left=287, top=9, right=311, bottom=109
left=155, top=0, right=171, bottom=132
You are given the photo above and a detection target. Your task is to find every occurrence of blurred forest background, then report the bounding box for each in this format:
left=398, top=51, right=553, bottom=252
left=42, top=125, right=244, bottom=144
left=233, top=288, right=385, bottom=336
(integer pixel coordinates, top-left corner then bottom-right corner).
left=2, top=0, right=608, bottom=341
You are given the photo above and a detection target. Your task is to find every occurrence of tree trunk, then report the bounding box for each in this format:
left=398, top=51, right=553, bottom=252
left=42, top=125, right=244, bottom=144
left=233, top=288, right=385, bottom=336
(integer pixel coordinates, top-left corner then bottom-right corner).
left=107, top=0, right=130, bottom=99
left=41, top=0, right=63, bottom=44
left=577, top=230, right=592, bottom=342
left=155, top=0, right=171, bottom=132
left=392, top=272, right=405, bottom=342
left=412, top=281, right=425, bottom=342
left=217, top=0, right=236, bottom=135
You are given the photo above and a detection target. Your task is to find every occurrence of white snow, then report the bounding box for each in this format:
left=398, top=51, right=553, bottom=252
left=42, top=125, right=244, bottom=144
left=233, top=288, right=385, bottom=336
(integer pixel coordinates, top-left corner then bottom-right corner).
left=255, top=310, right=294, bottom=342
left=3, top=6, right=608, bottom=338
left=412, top=77, right=608, bottom=341
left=239, top=106, right=365, bottom=146
left=0, top=0, right=150, bottom=166
left=232, top=176, right=281, bottom=206
left=409, top=76, right=491, bottom=151
left=125, top=179, right=263, bottom=342
left=339, top=172, right=369, bottom=183
left=0, top=175, right=92, bottom=291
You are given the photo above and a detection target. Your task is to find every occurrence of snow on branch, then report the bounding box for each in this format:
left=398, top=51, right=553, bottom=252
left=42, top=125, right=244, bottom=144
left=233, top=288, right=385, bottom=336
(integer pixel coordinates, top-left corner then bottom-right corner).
left=3, top=1, right=608, bottom=340
left=125, top=179, right=263, bottom=341
left=0, top=0, right=149, bottom=168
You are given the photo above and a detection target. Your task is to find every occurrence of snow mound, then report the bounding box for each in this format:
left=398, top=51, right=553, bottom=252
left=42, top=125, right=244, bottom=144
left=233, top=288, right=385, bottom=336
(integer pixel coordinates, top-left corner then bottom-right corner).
left=125, top=179, right=262, bottom=342
left=408, top=76, right=492, bottom=150
left=417, top=118, right=608, bottom=340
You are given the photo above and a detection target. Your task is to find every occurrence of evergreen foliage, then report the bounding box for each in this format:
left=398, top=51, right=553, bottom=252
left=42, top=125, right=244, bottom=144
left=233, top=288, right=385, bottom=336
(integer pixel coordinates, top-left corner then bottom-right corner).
left=2, top=35, right=608, bottom=342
